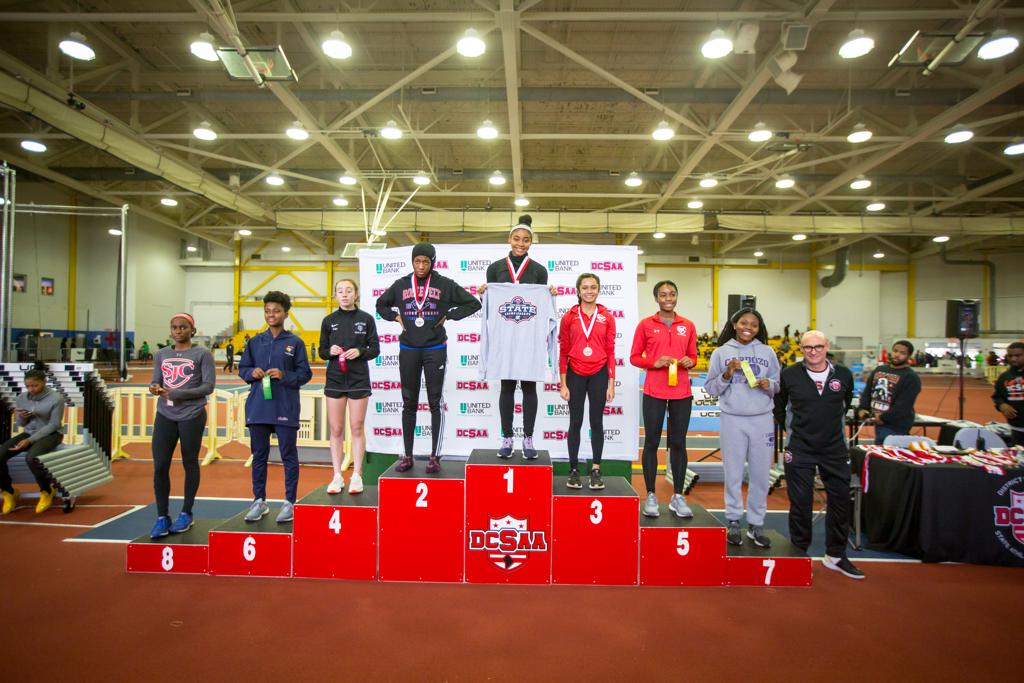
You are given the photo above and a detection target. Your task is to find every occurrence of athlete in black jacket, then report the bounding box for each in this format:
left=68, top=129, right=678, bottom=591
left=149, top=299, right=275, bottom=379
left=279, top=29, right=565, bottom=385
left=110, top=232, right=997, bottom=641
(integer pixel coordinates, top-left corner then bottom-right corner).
left=774, top=331, right=863, bottom=580
left=856, top=340, right=921, bottom=444
left=375, top=243, right=481, bottom=473
left=993, top=341, right=1024, bottom=447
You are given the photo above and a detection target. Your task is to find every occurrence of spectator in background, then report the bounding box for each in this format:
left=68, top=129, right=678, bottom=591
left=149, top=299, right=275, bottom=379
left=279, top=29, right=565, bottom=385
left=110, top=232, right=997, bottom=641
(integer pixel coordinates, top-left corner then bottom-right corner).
left=974, top=351, right=985, bottom=369
left=224, top=340, right=235, bottom=372
left=140, top=341, right=151, bottom=362
left=857, top=340, right=922, bottom=444
left=992, top=341, right=1024, bottom=447
left=987, top=351, right=1001, bottom=366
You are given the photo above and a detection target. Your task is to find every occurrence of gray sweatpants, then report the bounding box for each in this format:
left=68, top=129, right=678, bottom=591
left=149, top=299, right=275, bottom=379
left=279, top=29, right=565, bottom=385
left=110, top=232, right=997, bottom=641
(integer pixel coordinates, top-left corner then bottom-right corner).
left=720, top=412, right=774, bottom=526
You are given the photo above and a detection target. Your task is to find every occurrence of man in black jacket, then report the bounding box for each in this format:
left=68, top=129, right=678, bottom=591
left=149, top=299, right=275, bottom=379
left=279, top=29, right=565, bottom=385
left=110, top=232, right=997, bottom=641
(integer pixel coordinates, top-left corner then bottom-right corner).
left=856, top=339, right=922, bottom=444
left=375, top=243, right=482, bottom=473
left=993, top=341, right=1024, bottom=447
left=775, top=330, right=863, bottom=580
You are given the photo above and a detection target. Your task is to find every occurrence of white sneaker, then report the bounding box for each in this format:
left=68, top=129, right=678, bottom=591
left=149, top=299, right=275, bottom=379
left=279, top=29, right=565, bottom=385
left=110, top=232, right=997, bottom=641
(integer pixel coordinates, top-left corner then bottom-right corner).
left=327, top=474, right=344, bottom=494
left=348, top=472, right=364, bottom=495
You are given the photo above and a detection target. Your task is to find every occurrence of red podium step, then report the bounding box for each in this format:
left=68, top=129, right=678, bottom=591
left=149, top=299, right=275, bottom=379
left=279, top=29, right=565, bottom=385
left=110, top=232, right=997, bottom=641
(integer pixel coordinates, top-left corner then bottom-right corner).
left=639, top=503, right=727, bottom=586
left=208, top=507, right=293, bottom=578
left=726, top=530, right=812, bottom=587
left=551, top=476, right=639, bottom=585
left=379, top=458, right=465, bottom=583
left=465, top=449, right=552, bottom=584
left=126, top=519, right=221, bottom=575
left=293, top=484, right=379, bottom=580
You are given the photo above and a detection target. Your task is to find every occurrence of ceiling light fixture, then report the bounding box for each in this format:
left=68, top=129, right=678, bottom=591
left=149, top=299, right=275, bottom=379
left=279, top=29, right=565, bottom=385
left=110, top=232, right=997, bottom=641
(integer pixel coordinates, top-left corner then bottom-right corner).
left=489, top=170, right=506, bottom=186
left=285, top=121, right=309, bottom=141
left=456, top=28, right=486, bottom=58
left=237, top=229, right=252, bottom=236
left=192, top=121, right=217, bottom=141
left=1003, top=140, right=1024, bottom=156
left=476, top=119, right=499, bottom=139
left=339, top=174, right=357, bottom=186
left=380, top=120, right=402, bottom=140
left=514, top=197, right=530, bottom=207
left=792, top=233, right=807, bottom=241
left=687, top=199, right=704, bottom=209
left=20, top=140, right=47, bottom=153
left=839, top=29, right=874, bottom=59
left=866, top=201, right=886, bottom=212
left=932, top=235, right=950, bottom=243
left=281, top=246, right=292, bottom=252
left=321, top=30, right=353, bottom=60
left=748, top=122, right=772, bottom=142
left=850, top=176, right=872, bottom=190
left=624, top=171, right=643, bottom=187
left=978, top=30, right=1019, bottom=60
left=653, top=231, right=666, bottom=239
left=651, top=121, right=675, bottom=141
left=847, top=123, right=873, bottom=143
left=332, top=197, right=349, bottom=207
left=637, top=248, right=644, bottom=255
left=944, top=127, right=974, bottom=144
left=189, top=32, right=218, bottom=62
left=775, top=175, right=796, bottom=189
left=701, top=29, right=734, bottom=59
left=265, top=173, right=285, bottom=186
left=699, top=174, right=719, bottom=188
left=186, top=245, right=198, bottom=253
left=108, top=228, right=122, bottom=236
left=872, top=251, right=885, bottom=259
left=753, top=250, right=765, bottom=257
left=160, top=197, right=178, bottom=207
left=59, top=32, right=96, bottom=61
left=412, top=173, right=431, bottom=186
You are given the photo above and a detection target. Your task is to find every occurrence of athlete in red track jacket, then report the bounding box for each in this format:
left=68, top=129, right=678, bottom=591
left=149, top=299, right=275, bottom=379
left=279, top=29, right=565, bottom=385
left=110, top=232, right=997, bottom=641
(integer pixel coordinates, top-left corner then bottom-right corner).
left=630, top=279, right=698, bottom=520
left=558, top=273, right=616, bottom=490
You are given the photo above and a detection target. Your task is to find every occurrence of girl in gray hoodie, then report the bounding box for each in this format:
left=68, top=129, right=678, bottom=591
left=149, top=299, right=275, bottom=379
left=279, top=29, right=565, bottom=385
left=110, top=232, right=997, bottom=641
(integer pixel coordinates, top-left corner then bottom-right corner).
left=703, top=308, right=780, bottom=548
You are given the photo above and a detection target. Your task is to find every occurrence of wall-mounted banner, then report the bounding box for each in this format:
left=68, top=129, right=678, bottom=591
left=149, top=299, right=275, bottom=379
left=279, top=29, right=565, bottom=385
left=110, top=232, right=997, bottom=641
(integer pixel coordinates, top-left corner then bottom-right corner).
left=359, top=244, right=639, bottom=460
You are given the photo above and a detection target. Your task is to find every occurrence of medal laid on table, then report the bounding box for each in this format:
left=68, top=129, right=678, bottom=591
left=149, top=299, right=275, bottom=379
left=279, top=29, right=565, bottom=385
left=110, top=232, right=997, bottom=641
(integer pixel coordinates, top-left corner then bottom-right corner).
left=411, top=273, right=430, bottom=328
left=578, top=307, right=597, bottom=357
left=506, top=256, right=530, bottom=284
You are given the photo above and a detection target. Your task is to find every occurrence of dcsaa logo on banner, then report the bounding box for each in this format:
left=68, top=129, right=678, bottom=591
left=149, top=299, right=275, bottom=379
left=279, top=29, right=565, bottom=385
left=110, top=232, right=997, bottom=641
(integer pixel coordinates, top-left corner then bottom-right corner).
left=359, top=244, right=639, bottom=460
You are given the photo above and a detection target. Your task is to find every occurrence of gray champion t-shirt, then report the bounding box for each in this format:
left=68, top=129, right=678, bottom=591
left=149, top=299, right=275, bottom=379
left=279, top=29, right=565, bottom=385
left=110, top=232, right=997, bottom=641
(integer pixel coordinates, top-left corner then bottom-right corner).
left=151, top=345, right=216, bottom=421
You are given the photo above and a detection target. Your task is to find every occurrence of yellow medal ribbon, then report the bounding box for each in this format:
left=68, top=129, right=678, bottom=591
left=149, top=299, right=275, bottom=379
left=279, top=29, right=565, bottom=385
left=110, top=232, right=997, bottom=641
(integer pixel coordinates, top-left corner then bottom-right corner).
left=668, top=359, right=678, bottom=387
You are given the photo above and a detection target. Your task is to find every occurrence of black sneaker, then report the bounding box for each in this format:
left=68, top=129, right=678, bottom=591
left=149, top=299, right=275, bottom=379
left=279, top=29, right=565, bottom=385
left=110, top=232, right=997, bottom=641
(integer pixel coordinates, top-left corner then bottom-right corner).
left=566, top=469, right=583, bottom=489
left=822, top=555, right=865, bottom=580
left=747, top=525, right=771, bottom=548
left=726, top=520, right=742, bottom=546
left=588, top=469, right=604, bottom=490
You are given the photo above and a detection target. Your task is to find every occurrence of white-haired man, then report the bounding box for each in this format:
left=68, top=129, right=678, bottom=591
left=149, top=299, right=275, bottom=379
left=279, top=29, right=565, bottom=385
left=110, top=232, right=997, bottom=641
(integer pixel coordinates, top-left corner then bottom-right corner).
left=774, top=331, right=863, bottom=580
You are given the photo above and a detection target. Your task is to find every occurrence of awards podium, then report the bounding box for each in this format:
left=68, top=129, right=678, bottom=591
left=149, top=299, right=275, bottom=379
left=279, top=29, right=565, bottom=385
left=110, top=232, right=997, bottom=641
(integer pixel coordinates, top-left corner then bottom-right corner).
left=127, top=449, right=812, bottom=588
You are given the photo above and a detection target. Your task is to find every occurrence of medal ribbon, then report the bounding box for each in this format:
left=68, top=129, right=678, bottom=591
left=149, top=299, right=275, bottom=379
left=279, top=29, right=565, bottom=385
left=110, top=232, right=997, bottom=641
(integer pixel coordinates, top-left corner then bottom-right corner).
left=506, top=256, right=530, bottom=284
left=577, top=307, right=597, bottom=343
left=411, top=273, right=431, bottom=316
left=668, top=359, right=678, bottom=387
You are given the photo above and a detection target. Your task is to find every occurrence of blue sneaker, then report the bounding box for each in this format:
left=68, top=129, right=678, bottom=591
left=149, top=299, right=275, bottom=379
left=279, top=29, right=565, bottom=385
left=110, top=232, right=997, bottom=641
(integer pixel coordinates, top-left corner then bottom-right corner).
left=149, top=515, right=172, bottom=539
left=169, top=512, right=194, bottom=534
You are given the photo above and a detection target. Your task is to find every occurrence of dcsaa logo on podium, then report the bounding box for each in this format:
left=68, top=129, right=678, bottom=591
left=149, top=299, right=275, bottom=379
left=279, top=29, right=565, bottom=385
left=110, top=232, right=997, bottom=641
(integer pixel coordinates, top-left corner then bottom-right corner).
left=468, top=515, right=548, bottom=571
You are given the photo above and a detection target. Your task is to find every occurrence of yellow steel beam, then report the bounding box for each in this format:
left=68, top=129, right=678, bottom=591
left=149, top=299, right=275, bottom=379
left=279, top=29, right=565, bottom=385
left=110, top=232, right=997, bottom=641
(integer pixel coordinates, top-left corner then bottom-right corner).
left=232, top=240, right=241, bottom=334
left=67, top=198, right=77, bottom=329
left=711, top=264, right=720, bottom=332
left=809, top=258, right=818, bottom=329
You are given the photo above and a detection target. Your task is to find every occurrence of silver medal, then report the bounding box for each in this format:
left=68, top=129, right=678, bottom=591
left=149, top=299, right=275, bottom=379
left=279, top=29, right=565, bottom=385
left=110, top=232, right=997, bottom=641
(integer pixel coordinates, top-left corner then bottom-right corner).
left=583, top=346, right=593, bottom=357
left=414, top=317, right=425, bottom=327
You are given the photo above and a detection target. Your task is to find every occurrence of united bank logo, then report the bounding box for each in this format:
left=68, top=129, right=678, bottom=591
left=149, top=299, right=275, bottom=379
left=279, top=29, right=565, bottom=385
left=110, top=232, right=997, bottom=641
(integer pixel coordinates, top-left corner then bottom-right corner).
left=414, top=425, right=432, bottom=438
left=546, top=404, right=570, bottom=417
left=460, top=354, right=480, bottom=367
left=460, top=259, right=491, bottom=273
left=375, top=262, right=404, bottom=275
left=374, top=355, right=400, bottom=367
left=547, top=259, right=580, bottom=272
left=994, top=479, right=1024, bottom=557
left=468, top=515, right=548, bottom=572
left=459, top=402, right=492, bottom=415
left=374, top=401, right=403, bottom=415
left=498, top=296, right=538, bottom=324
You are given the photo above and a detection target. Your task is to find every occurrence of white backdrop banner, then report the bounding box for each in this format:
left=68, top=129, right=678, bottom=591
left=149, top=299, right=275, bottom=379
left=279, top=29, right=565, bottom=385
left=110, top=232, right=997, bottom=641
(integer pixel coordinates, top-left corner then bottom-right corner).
left=358, top=244, right=639, bottom=460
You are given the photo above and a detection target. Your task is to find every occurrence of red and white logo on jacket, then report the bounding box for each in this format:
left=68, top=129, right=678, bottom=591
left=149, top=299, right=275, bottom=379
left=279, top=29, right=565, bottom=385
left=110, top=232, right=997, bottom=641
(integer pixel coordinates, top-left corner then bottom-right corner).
left=161, top=357, right=195, bottom=389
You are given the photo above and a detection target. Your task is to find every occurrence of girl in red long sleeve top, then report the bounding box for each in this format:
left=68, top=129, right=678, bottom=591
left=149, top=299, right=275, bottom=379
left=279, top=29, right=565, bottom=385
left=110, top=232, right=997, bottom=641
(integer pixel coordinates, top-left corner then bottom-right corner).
left=630, top=280, right=698, bottom=519
left=558, top=273, right=616, bottom=489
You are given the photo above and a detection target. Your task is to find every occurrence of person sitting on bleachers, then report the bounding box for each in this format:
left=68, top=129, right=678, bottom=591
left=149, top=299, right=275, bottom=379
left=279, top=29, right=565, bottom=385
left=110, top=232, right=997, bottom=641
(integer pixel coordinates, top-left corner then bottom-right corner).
left=0, top=361, right=65, bottom=514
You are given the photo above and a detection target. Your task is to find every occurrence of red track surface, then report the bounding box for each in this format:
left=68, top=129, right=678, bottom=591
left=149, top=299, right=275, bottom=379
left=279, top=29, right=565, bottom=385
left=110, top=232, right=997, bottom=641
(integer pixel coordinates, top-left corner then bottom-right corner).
left=2, top=372, right=1021, bottom=680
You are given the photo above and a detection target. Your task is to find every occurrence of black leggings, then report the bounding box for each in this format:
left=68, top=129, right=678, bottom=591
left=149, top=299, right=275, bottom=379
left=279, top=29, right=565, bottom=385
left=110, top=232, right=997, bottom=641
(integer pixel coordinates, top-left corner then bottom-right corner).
left=500, top=380, right=537, bottom=438
left=566, top=366, right=609, bottom=469
left=0, top=432, right=62, bottom=493
left=152, top=411, right=207, bottom=517
left=399, top=346, right=447, bottom=457
left=641, top=395, right=692, bottom=495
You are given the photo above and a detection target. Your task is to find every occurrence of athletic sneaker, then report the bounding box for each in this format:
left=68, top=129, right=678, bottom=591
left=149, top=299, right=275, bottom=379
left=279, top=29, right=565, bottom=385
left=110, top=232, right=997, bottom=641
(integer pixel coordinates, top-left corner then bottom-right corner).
left=244, top=499, right=269, bottom=522
left=348, top=473, right=364, bottom=495
left=497, top=437, right=514, bottom=459
left=426, top=455, right=441, bottom=474
left=149, top=515, right=172, bottom=539
left=747, top=525, right=771, bottom=548
left=1, top=490, right=15, bottom=515
left=169, top=512, right=194, bottom=534
left=566, top=469, right=583, bottom=489
left=327, top=473, right=344, bottom=494
left=668, top=493, right=693, bottom=519
left=727, top=520, right=743, bottom=546
left=522, top=436, right=538, bottom=460
left=588, top=469, right=605, bottom=490
left=822, top=555, right=865, bottom=580
left=276, top=501, right=294, bottom=524
left=35, top=486, right=55, bottom=514
left=395, top=455, right=414, bottom=472
left=642, top=492, right=660, bottom=518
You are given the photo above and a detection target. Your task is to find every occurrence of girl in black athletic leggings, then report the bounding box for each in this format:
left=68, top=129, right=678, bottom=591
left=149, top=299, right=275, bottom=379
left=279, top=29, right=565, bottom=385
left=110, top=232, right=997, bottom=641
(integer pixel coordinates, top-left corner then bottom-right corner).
left=478, top=215, right=557, bottom=458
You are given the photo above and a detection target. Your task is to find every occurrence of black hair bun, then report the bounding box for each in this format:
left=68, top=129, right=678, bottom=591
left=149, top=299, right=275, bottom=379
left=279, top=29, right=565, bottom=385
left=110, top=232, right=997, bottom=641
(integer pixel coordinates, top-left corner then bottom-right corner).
left=517, top=214, right=532, bottom=227
left=33, top=360, right=46, bottom=371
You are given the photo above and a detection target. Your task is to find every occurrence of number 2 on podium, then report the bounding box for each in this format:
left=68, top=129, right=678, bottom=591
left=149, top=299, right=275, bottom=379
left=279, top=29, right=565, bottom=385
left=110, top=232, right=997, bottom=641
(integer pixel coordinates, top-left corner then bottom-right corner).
left=415, top=482, right=429, bottom=508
